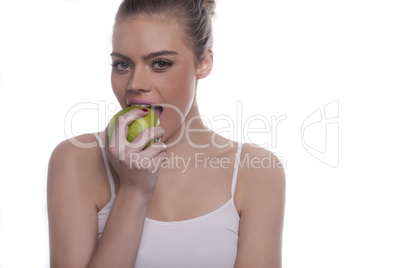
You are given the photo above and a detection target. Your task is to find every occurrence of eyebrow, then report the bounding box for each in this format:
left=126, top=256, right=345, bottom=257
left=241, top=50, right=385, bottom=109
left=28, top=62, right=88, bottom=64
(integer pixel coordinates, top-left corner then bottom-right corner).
left=110, top=50, right=178, bottom=62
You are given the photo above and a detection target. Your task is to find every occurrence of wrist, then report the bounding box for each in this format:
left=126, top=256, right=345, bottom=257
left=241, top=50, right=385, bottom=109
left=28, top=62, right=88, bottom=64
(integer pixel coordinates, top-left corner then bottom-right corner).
left=117, top=186, right=153, bottom=205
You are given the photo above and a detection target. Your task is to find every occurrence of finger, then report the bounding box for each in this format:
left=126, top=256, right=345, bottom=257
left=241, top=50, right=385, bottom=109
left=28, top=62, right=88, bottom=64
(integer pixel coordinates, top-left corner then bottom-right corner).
left=128, top=126, right=164, bottom=151
left=125, top=141, right=166, bottom=171
left=109, top=109, right=148, bottom=152
left=141, top=141, right=167, bottom=158
left=150, top=150, right=168, bottom=173
left=121, top=109, right=149, bottom=138
left=116, top=111, right=151, bottom=160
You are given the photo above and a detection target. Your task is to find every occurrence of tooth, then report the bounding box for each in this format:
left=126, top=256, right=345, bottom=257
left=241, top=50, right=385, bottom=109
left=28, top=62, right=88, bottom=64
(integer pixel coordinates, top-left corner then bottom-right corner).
left=131, top=104, right=151, bottom=108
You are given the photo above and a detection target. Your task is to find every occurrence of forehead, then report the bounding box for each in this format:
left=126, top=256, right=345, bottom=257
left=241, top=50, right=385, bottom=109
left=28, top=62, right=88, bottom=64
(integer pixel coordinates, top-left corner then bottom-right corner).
left=112, top=17, right=191, bottom=57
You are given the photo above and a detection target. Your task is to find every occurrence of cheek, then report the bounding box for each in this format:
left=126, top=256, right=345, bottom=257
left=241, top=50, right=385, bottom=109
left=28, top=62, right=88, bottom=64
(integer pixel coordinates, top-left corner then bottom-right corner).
left=111, top=73, right=128, bottom=106
left=156, top=67, right=196, bottom=138
left=163, top=67, right=196, bottom=108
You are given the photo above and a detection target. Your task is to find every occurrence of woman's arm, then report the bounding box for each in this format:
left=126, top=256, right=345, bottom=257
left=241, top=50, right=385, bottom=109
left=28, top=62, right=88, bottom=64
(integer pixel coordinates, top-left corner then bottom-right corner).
left=86, top=182, right=151, bottom=268
left=234, top=144, right=286, bottom=268
left=48, top=111, right=166, bottom=268
left=48, top=137, right=100, bottom=267
left=48, top=141, right=151, bottom=268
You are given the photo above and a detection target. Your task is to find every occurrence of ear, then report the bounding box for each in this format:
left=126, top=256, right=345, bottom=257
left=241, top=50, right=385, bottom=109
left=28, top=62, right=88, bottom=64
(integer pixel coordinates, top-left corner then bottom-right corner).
left=196, top=48, right=213, bottom=80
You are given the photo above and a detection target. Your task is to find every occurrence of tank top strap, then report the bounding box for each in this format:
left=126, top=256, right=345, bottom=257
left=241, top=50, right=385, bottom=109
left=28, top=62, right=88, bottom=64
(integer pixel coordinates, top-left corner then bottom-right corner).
left=93, top=133, right=116, bottom=198
left=231, top=143, right=243, bottom=198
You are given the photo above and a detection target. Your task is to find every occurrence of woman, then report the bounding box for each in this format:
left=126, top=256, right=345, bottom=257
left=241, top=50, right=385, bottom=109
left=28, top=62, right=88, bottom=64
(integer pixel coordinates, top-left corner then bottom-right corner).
left=47, top=0, right=286, bottom=267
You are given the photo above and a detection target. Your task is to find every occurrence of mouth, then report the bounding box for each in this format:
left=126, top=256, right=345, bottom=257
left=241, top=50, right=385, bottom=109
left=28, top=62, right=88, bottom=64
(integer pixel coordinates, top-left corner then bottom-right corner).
left=130, top=104, right=163, bottom=118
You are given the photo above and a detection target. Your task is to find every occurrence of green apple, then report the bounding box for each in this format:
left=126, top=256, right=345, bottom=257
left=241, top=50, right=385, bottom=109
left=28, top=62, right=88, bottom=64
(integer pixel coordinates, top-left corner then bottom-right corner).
left=108, top=106, right=160, bottom=149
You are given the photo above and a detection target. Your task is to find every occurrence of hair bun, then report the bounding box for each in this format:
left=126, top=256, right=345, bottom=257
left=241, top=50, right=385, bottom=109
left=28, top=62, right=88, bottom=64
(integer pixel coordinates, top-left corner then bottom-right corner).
left=203, top=0, right=216, bottom=17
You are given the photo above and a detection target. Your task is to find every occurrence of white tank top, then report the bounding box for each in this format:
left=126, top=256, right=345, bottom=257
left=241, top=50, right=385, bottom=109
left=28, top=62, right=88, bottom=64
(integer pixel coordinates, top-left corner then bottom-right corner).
left=94, top=133, right=242, bottom=268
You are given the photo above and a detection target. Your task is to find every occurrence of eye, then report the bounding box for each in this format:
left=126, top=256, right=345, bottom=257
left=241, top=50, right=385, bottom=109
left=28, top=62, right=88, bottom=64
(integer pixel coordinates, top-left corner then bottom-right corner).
left=111, top=60, right=132, bottom=71
left=152, top=59, right=173, bottom=71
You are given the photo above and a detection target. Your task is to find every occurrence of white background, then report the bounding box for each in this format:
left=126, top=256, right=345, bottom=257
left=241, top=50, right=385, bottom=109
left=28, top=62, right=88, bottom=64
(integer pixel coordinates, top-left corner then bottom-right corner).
left=1, top=0, right=401, bottom=267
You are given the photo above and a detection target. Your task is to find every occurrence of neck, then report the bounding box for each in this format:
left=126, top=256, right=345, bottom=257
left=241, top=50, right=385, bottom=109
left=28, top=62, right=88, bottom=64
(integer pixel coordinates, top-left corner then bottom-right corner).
left=164, top=99, right=213, bottom=154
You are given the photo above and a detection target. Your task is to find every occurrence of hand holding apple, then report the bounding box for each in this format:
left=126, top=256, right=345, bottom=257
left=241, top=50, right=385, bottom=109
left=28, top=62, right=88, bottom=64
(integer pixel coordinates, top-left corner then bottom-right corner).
left=108, top=106, right=160, bottom=149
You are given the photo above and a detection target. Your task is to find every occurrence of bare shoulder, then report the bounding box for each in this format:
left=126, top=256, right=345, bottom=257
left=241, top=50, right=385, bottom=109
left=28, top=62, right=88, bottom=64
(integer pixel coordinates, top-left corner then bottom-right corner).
left=48, top=132, right=109, bottom=196
left=47, top=132, right=108, bottom=267
left=48, top=133, right=103, bottom=193
left=49, top=132, right=101, bottom=162
left=234, top=143, right=286, bottom=267
left=236, top=143, right=286, bottom=210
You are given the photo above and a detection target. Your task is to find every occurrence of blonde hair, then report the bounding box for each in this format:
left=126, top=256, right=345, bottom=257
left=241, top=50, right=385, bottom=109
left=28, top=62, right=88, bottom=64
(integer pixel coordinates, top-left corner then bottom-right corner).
left=114, top=0, right=216, bottom=66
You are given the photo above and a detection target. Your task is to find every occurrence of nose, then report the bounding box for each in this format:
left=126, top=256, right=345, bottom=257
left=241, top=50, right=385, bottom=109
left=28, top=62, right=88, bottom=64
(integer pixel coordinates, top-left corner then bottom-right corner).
left=127, top=65, right=151, bottom=93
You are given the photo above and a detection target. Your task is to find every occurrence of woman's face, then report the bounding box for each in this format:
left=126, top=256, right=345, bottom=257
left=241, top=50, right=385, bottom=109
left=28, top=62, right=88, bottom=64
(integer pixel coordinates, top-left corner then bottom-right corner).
left=111, top=16, right=201, bottom=142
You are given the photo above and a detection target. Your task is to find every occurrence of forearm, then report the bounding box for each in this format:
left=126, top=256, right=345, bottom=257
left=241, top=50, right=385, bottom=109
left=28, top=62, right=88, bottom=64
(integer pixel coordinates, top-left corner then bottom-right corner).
left=87, top=188, right=150, bottom=268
